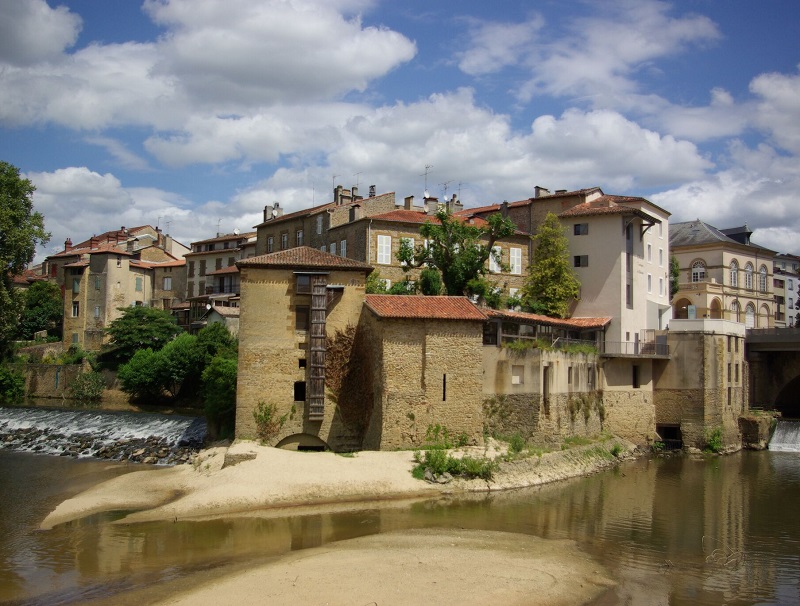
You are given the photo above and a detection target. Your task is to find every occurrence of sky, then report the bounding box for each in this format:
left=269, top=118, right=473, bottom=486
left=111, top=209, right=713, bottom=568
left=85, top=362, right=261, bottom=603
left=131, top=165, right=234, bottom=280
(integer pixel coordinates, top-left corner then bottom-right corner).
left=1, top=0, right=799, bottom=262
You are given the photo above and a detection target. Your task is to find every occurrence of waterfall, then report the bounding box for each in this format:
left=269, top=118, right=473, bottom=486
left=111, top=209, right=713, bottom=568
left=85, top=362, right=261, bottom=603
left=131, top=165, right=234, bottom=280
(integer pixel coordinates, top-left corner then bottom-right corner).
left=0, top=406, right=206, bottom=463
left=769, top=420, right=800, bottom=452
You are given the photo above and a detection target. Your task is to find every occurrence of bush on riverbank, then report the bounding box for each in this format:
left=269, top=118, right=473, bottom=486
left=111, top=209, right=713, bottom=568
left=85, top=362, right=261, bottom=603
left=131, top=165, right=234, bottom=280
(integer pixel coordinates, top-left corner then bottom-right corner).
left=0, top=364, right=24, bottom=404
left=412, top=448, right=498, bottom=481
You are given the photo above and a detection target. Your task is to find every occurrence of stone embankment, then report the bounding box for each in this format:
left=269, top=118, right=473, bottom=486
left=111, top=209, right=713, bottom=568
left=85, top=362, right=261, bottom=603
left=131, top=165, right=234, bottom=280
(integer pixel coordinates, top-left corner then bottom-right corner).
left=0, top=426, right=199, bottom=465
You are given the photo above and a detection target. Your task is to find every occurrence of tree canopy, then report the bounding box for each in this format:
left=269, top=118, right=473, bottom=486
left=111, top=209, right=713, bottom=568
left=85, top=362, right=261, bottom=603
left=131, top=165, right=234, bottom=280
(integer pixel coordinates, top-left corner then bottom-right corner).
left=397, top=208, right=517, bottom=299
left=17, top=280, right=63, bottom=340
left=105, top=306, right=183, bottom=365
left=0, top=161, right=50, bottom=359
left=521, top=212, right=580, bottom=318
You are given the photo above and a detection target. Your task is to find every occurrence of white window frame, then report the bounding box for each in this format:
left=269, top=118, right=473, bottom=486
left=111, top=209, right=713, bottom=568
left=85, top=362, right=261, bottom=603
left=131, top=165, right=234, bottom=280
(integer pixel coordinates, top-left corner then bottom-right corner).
left=691, top=261, right=705, bottom=283
left=745, top=263, right=754, bottom=290
left=510, top=247, right=522, bottom=275
left=647, top=244, right=652, bottom=262
left=730, top=260, right=738, bottom=287
left=163, top=276, right=172, bottom=291
left=377, top=235, right=391, bottom=265
left=489, top=246, right=502, bottom=273
left=760, top=266, right=768, bottom=293
left=659, top=248, right=663, bottom=267
left=659, top=277, right=664, bottom=296
left=340, top=239, right=347, bottom=257
left=329, top=242, right=336, bottom=255
left=316, top=215, right=323, bottom=235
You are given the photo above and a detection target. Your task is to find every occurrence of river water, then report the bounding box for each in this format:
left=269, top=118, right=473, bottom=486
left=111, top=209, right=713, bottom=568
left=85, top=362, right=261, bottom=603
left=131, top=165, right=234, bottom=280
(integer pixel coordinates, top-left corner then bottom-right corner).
left=1, top=449, right=799, bottom=605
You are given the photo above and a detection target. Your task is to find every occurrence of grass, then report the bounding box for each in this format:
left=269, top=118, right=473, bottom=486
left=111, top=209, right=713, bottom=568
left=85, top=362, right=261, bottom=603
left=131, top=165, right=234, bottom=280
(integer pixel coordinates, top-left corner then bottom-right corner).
left=412, top=449, right=498, bottom=481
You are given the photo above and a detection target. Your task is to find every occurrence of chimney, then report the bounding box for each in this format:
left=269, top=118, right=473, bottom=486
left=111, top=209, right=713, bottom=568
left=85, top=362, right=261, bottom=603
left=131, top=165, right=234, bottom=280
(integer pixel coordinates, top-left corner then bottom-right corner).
left=534, top=186, right=550, bottom=198
left=425, top=196, right=439, bottom=216
left=452, top=193, right=463, bottom=213
left=89, top=235, right=98, bottom=249
left=369, top=185, right=376, bottom=198
left=64, top=238, right=73, bottom=252
left=501, top=200, right=509, bottom=218
left=349, top=204, right=362, bottom=222
left=404, top=195, right=414, bottom=211
left=334, top=184, right=343, bottom=206
left=352, top=185, right=359, bottom=200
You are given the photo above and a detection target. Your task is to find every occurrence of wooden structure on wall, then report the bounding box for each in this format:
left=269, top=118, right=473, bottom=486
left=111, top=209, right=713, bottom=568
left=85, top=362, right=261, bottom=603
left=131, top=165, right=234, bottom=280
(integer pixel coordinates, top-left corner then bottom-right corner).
left=309, top=274, right=327, bottom=420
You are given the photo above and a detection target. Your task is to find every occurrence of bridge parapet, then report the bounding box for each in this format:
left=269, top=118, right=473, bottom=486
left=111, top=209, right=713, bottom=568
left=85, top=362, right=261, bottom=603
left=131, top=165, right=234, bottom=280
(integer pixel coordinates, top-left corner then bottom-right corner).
left=747, top=327, right=800, bottom=352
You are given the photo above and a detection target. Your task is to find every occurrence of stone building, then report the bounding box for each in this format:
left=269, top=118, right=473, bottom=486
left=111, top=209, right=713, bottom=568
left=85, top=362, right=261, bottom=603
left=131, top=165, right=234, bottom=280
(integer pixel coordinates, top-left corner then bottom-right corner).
left=772, top=252, right=800, bottom=327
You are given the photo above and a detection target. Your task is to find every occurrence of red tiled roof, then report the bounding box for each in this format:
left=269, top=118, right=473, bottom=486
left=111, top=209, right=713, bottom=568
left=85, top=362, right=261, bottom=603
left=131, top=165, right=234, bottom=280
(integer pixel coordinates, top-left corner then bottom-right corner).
left=365, top=295, right=487, bottom=321
left=62, top=260, right=90, bottom=268
left=368, top=210, right=530, bottom=237
left=209, top=306, right=240, bottom=318
left=207, top=265, right=239, bottom=276
left=485, top=308, right=611, bottom=330
left=460, top=187, right=604, bottom=216
left=238, top=246, right=373, bottom=271
left=49, top=244, right=135, bottom=259
left=191, top=231, right=257, bottom=246
left=558, top=197, right=659, bottom=221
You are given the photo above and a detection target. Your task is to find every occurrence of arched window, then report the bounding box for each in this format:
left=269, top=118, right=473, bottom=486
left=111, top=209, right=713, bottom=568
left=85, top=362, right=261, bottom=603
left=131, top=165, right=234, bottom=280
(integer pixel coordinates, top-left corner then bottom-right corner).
left=745, top=303, right=756, bottom=328
left=759, top=266, right=768, bottom=292
left=760, top=304, right=770, bottom=327
left=745, top=263, right=754, bottom=290
left=674, top=298, right=693, bottom=320
left=730, top=260, right=738, bottom=287
left=691, top=260, right=706, bottom=283
left=731, top=300, right=741, bottom=323
left=710, top=298, right=722, bottom=319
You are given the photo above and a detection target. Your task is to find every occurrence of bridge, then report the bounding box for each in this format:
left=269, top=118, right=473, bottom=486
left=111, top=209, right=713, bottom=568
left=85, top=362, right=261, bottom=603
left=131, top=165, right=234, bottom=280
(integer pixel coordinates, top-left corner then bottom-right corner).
left=747, top=327, right=800, bottom=418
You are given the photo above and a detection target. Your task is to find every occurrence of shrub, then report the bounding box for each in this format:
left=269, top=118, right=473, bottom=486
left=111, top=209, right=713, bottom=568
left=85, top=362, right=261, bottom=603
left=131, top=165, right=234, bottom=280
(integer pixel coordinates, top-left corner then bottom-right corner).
left=508, top=433, right=525, bottom=455
left=610, top=443, right=622, bottom=457
left=0, top=365, right=25, bottom=405
left=202, top=353, right=238, bottom=439
left=67, top=371, right=105, bottom=404
left=413, top=448, right=497, bottom=481
left=252, top=401, right=287, bottom=443
left=117, top=348, right=164, bottom=399
left=704, top=427, right=723, bottom=454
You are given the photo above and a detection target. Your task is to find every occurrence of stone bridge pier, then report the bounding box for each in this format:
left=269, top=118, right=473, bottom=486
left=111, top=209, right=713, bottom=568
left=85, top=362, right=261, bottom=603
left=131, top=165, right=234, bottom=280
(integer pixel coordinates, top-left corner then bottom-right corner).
left=747, top=328, right=800, bottom=418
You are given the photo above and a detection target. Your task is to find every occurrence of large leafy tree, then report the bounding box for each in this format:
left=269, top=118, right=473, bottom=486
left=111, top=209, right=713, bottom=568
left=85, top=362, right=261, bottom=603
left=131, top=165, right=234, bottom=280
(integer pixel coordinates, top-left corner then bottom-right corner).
left=669, top=255, right=680, bottom=298
left=105, top=306, right=182, bottom=365
left=521, top=212, right=580, bottom=318
left=17, top=280, right=63, bottom=340
left=0, top=162, right=50, bottom=359
left=398, top=208, right=517, bottom=298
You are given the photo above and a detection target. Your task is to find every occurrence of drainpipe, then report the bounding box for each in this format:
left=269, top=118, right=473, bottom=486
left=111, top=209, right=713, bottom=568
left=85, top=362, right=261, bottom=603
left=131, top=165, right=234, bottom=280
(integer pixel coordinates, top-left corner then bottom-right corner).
left=367, top=219, right=373, bottom=265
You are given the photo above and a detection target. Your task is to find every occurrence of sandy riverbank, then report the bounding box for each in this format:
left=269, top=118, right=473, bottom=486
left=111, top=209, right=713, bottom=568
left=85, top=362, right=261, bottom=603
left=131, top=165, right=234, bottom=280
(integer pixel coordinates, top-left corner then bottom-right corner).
left=41, top=438, right=634, bottom=529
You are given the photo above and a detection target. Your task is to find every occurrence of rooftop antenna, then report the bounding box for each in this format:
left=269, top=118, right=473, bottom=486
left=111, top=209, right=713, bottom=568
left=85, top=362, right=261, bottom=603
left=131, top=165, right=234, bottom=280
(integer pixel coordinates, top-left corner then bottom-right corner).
left=420, top=164, right=433, bottom=195
left=458, top=182, right=468, bottom=197
left=165, top=219, right=172, bottom=234
left=157, top=215, right=162, bottom=229
left=440, top=180, right=453, bottom=200
left=216, top=218, right=221, bottom=237
left=332, top=174, right=339, bottom=191
left=353, top=171, right=362, bottom=187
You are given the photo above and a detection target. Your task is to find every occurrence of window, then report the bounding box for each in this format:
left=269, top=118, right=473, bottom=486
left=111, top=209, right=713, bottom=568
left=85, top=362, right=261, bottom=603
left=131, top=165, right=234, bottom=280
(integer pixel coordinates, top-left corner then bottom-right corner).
left=647, top=244, right=652, bottom=262
left=730, top=260, right=738, bottom=287
left=280, top=232, right=288, bottom=250
left=72, top=302, right=79, bottom=317
left=215, top=258, right=222, bottom=270
left=116, top=256, right=121, bottom=268
left=329, top=242, right=336, bottom=255
left=659, top=277, right=664, bottom=296
left=295, top=305, right=310, bottom=331
left=735, top=364, right=739, bottom=383
left=745, top=263, right=754, bottom=290
left=377, top=235, right=391, bottom=264
left=299, top=359, right=306, bottom=369
left=296, top=229, right=304, bottom=246
left=760, top=266, right=768, bottom=293
left=199, top=260, right=206, bottom=276
left=632, top=365, right=640, bottom=389
left=511, top=365, right=524, bottom=385
left=267, top=236, right=274, bottom=253
left=647, top=274, right=652, bottom=293
left=294, top=381, right=306, bottom=402
left=509, top=288, right=519, bottom=298
left=790, top=297, right=794, bottom=310
left=510, top=247, right=522, bottom=275
left=790, top=279, right=795, bottom=291
left=340, top=239, right=347, bottom=257
left=573, top=223, right=589, bottom=235
left=659, top=222, right=663, bottom=237
left=188, top=261, right=195, bottom=277
left=228, top=257, right=235, bottom=267
left=297, top=275, right=311, bottom=293
left=659, top=248, right=663, bottom=267
left=320, top=245, right=326, bottom=251
left=442, top=374, right=447, bottom=401
left=135, top=276, right=143, bottom=292
left=316, top=215, right=323, bottom=235
left=691, top=261, right=705, bottom=282
left=399, top=237, right=414, bottom=266
left=574, top=255, right=589, bottom=267
left=95, top=276, right=101, bottom=290
left=163, top=276, right=172, bottom=290
left=489, top=246, right=502, bottom=273
left=731, top=301, right=740, bottom=322
left=72, top=277, right=80, bottom=294
left=568, top=366, right=573, bottom=386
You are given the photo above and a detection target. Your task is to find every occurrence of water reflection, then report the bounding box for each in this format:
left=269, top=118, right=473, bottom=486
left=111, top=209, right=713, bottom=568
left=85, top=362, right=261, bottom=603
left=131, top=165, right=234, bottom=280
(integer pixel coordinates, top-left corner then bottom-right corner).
left=1, top=451, right=799, bottom=605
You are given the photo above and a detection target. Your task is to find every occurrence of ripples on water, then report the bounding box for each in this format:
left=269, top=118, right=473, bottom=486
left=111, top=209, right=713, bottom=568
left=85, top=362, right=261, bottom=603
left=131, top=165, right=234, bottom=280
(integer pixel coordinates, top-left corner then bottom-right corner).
left=1, top=450, right=799, bottom=605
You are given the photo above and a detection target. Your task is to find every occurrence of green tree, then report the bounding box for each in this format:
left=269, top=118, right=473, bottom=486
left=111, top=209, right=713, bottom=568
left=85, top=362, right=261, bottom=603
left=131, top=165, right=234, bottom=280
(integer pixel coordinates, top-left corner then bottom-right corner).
left=202, top=352, right=238, bottom=439
left=669, top=255, right=680, bottom=298
left=105, top=306, right=182, bottom=365
left=117, top=348, right=164, bottom=399
left=0, top=162, right=50, bottom=359
left=17, top=280, right=63, bottom=340
left=397, top=208, right=517, bottom=298
left=521, top=212, right=580, bottom=318
left=0, top=364, right=25, bottom=404
left=365, top=270, right=389, bottom=294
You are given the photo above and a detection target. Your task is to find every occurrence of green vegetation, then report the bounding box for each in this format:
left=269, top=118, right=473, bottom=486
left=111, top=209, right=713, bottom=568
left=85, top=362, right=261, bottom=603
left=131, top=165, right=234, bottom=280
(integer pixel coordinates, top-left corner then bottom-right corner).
left=202, top=352, right=238, bottom=438
left=252, top=401, right=287, bottom=443
left=397, top=207, right=516, bottom=302
left=669, top=254, right=680, bottom=298
left=105, top=306, right=183, bottom=366
left=16, top=280, right=63, bottom=341
left=704, top=427, right=723, bottom=454
left=0, top=364, right=25, bottom=404
left=610, top=443, right=622, bottom=457
left=521, top=212, right=580, bottom=318
left=67, top=371, right=105, bottom=405
left=0, top=161, right=50, bottom=360
left=412, top=448, right=498, bottom=481
left=651, top=441, right=666, bottom=453
left=508, top=432, right=525, bottom=455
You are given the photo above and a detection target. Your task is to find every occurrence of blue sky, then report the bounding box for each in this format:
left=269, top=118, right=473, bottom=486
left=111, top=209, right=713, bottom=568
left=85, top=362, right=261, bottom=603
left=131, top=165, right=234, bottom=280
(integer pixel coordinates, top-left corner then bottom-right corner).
left=1, top=0, right=798, bottom=260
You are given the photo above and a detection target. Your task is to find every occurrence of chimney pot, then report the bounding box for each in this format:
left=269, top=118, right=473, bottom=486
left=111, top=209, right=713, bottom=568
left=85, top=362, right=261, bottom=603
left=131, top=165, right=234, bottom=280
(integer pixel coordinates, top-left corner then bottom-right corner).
left=404, top=195, right=414, bottom=211
left=64, top=238, right=73, bottom=252
left=369, top=185, right=376, bottom=197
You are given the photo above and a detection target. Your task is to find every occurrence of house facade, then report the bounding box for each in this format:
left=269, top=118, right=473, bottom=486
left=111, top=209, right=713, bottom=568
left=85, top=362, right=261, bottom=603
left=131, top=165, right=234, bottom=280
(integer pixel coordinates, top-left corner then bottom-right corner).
left=670, top=221, right=775, bottom=328
left=773, top=253, right=800, bottom=327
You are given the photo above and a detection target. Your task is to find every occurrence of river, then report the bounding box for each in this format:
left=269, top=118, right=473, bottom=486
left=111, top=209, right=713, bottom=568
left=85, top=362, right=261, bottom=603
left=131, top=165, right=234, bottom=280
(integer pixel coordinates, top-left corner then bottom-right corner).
left=1, top=449, right=799, bottom=605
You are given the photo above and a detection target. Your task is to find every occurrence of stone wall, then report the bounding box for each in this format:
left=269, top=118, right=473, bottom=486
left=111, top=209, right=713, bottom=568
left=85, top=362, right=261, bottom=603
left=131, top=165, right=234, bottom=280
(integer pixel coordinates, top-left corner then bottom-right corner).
left=602, top=358, right=655, bottom=445
left=22, top=363, right=84, bottom=398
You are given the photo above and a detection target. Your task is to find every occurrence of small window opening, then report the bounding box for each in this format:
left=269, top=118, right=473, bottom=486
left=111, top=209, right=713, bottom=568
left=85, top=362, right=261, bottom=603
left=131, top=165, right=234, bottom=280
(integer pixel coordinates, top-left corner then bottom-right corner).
left=442, top=374, right=447, bottom=401
left=294, top=381, right=306, bottom=402
left=632, top=365, right=640, bottom=389
left=299, top=359, right=307, bottom=369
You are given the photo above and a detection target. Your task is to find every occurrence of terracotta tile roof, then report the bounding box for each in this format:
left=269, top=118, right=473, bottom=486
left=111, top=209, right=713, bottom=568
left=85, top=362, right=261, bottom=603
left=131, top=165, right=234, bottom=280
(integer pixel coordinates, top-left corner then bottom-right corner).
left=485, top=308, right=611, bottom=330
left=62, top=260, right=90, bottom=268
left=206, top=265, right=239, bottom=276
left=364, top=295, right=487, bottom=321
left=368, top=210, right=530, bottom=237
left=49, top=244, right=135, bottom=259
left=460, top=187, right=604, bottom=215
left=253, top=201, right=335, bottom=228
left=558, top=197, right=660, bottom=222
left=209, top=306, right=240, bottom=318
left=191, top=231, right=257, bottom=246
left=238, top=246, right=374, bottom=271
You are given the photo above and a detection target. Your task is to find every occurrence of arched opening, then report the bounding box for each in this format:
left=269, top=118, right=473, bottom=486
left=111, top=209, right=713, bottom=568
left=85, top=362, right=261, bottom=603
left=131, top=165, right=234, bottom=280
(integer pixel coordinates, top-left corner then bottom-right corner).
left=691, top=260, right=706, bottom=283
left=710, top=298, right=722, bottom=319
left=760, top=304, right=770, bottom=328
left=674, top=298, right=693, bottom=319
left=729, top=259, right=739, bottom=287
left=774, top=376, right=800, bottom=419
left=275, top=433, right=330, bottom=451
left=731, top=300, right=741, bottom=323
left=745, top=263, right=754, bottom=290
left=745, top=303, right=756, bottom=329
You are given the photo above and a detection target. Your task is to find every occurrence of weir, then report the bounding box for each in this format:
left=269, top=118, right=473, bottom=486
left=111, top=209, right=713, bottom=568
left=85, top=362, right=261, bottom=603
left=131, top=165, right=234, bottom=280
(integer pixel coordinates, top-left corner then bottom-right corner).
left=0, top=406, right=206, bottom=463
left=768, top=420, right=800, bottom=452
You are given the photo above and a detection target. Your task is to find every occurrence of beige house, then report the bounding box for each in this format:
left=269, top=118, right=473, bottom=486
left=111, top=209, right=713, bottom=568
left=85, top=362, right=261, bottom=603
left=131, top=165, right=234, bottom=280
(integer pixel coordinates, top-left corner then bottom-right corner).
left=44, top=226, right=187, bottom=350
left=773, top=252, right=800, bottom=327
left=670, top=221, right=775, bottom=328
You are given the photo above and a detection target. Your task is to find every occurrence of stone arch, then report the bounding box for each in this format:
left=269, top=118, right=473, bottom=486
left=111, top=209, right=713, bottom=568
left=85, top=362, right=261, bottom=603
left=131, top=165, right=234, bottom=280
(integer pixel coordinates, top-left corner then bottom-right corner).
left=760, top=303, right=770, bottom=327
left=730, top=300, right=741, bottom=323
left=745, top=302, right=756, bottom=328
left=729, top=259, right=739, bottom=287
left=275, top=433, right=330, bottom=451
left=691, top=259, right=706, bottom=283
left=674, top=297, right=693, bottom=319
left=709, top=298, right=722, bottom=319
left=759, top=265, right=768, bottom=293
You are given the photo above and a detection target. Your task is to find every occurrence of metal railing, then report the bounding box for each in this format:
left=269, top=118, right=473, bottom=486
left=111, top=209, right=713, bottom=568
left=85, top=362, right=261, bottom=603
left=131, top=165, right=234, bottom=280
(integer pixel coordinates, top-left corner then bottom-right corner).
left=601, top=341, right=669, bottom=356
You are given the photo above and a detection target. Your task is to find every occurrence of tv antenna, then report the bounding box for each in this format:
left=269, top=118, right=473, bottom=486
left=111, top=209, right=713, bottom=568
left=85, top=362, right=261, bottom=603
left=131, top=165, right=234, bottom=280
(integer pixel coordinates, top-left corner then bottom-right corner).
left=440, top=180, right=453, bottom=200
left=353, top=171, right=363, bottom=187
left=332, top=174, right=339, bottom=190
left=216, top=218, right=222, bottom=237
left=420, top=164, right=433, bottom=193
left=165, top=219, right=172, bottom=234
left=157, top=215, right=162, bottom=229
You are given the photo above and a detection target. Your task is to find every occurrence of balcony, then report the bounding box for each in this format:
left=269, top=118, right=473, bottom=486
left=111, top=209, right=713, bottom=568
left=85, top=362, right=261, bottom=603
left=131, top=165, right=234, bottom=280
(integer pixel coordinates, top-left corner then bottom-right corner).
left=600, top=340, right=669, bottom=358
